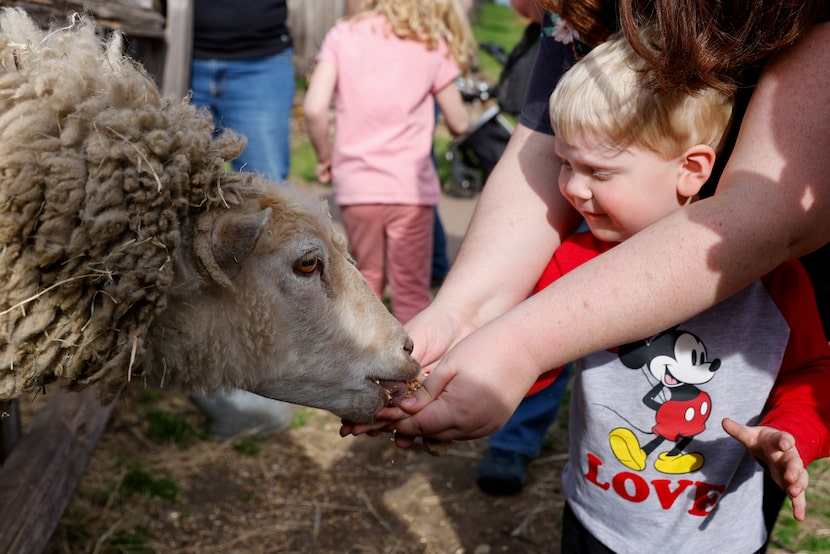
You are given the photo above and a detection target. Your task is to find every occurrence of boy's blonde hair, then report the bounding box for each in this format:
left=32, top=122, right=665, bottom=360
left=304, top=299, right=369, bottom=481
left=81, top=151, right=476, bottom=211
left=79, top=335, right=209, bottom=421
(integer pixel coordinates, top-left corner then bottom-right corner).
left=357, top=0, right=477, bottom=73
left=549, top=33, right=734, bottom=158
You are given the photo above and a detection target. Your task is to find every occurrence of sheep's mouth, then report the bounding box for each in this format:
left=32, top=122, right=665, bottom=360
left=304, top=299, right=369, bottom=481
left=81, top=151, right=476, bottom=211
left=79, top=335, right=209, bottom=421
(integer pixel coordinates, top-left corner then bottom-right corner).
left=372, top=378, right=421, bottom=406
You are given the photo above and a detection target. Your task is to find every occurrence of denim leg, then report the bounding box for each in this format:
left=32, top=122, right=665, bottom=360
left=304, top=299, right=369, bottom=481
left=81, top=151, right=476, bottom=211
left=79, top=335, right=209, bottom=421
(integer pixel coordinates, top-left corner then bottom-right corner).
left=189, top=50, right=294, bottom=181
left=189, top=58, right=216, bottom=118
left=431, top=107, right=450, bottom=282
left=432, top=207, right=450, bottom=281
left=488, top=364, right=572, bottom=458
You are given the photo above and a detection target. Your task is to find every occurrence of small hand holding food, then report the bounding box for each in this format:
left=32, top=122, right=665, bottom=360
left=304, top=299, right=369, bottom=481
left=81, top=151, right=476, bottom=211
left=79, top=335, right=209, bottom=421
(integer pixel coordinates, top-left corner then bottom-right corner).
left=341, top=308, right=538, bottom=453
left=340, top=304, right=466, bottom=438
left=389, top=320, right=542, bottom=446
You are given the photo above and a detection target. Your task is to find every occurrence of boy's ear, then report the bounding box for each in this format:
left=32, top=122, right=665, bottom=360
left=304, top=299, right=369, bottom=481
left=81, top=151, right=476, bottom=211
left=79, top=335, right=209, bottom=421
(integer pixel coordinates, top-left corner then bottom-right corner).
left=677, top=144, right=717, bottom=198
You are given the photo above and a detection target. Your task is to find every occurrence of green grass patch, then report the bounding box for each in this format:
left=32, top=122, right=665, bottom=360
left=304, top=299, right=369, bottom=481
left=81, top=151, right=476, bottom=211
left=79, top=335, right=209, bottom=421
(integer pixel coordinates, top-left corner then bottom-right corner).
left=232, top=436, right=264, bottom=456
left=50, top=505, right=94, bottom=548
left=434, top=135, right=453, bottom=184
left=52, top=508, right=154, bottom=553
left=108, top=526, right=154, bottom=553
left=289, top=136, right=318, bottom=183
left=471, top=2, right=529, bottom=82
left=773, top=512, right=830, bottom=552
left=291, top=406, right=313, bottom=428
left=137, top=387, right=163, bottom=403
left=144, top=409, right=205, bottom=446
left=771, top=457, right=830, bottom=552
left=119, top=461, right=179, bottom=502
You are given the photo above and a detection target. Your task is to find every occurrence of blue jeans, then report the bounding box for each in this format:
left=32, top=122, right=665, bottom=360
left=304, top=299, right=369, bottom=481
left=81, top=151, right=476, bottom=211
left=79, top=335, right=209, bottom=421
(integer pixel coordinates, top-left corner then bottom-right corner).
left=190, top=49, right=295, bottom=181
left=432, top=207, right=449, bottom=280
left=488, top=364, right=572, bottom=458
left=431, top=106, right=450, bottom=281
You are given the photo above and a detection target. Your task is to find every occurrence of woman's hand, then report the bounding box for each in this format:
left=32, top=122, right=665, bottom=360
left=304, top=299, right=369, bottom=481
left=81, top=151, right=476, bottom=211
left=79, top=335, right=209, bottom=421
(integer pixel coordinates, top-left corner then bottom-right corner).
left=339, top=309, right=540, bottom=445
left=339, top=302, right=474, bottom=437
left=388, top=316, right=544, bottom=444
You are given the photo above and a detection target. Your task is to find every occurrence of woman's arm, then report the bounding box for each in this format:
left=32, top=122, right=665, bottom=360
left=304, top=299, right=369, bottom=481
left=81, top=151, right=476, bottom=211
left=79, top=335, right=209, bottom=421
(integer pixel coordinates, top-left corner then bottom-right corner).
left=406, top=122, right=580, bottom=368
left=391, top=23, right=830, bottom=442
left=341, top=119, right=576, bottom=438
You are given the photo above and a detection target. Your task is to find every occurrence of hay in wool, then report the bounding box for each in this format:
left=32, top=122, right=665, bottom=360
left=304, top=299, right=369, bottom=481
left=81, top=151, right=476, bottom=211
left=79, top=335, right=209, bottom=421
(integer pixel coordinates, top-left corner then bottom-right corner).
left=0, top=8, right=265, bottom=402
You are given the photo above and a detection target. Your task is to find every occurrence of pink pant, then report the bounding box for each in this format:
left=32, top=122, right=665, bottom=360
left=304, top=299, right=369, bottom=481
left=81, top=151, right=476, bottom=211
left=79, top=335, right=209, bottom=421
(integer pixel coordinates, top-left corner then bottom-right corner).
left=339, top=204, right=433, bottom=324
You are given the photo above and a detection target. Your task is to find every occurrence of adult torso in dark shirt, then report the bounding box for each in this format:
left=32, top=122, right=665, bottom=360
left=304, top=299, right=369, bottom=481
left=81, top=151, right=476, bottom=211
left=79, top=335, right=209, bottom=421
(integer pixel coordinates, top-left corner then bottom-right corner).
left=193, top=0, right=292, bottom=60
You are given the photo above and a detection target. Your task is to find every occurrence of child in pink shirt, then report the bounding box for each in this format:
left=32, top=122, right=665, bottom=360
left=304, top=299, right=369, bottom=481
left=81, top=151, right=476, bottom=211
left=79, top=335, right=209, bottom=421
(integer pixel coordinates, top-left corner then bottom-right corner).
left=304, top=0, right=473, bottom=323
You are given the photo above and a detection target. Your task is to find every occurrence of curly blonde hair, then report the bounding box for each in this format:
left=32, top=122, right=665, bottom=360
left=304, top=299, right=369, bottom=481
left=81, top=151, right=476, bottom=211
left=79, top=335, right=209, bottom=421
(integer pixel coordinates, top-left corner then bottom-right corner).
left=356, top=0, right=477, bottom=73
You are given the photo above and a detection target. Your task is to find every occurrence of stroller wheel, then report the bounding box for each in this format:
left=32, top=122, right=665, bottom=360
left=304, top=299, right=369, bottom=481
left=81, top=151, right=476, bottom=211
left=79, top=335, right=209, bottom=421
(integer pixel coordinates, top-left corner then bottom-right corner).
left=445, top=165, right=483, bottom=198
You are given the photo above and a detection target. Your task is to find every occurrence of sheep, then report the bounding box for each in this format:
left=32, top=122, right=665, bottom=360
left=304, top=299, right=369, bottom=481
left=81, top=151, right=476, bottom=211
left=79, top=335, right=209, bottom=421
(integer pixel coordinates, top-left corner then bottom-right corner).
left=0, top=8, right=420, bottom=423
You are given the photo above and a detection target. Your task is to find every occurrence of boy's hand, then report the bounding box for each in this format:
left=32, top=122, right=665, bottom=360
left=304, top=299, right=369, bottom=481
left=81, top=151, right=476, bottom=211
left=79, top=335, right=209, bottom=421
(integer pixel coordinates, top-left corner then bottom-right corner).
left=722, top=418, right=809, bottom=521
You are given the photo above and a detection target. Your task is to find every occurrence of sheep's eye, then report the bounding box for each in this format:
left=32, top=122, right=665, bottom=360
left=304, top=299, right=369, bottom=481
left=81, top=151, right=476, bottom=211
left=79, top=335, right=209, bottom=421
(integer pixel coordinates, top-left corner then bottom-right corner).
left=295, top=253, right=320, bottom=274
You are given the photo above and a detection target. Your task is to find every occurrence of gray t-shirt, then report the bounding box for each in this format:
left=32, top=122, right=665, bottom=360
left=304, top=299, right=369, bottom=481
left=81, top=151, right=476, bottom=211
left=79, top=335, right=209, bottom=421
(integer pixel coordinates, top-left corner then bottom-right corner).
left=564, top=280, right=788, bottom=553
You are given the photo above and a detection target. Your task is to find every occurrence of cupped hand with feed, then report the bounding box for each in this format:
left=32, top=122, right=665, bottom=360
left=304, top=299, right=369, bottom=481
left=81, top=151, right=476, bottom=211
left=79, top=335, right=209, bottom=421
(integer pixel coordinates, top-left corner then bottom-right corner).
left=387, top=317, right=543, bottom=446
left=722, top=417, right=809, bottom=521
left=338, top=365, right=430, bottom=438
left=340, top=302, right=475, bottom=438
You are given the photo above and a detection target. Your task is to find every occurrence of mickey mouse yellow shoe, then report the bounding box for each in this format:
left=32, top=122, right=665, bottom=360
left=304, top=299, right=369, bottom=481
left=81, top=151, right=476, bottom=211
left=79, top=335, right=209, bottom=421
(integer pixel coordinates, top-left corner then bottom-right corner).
left=609, top=428, right=647, bottom=471
left=654, top=451, right=704, bottom=474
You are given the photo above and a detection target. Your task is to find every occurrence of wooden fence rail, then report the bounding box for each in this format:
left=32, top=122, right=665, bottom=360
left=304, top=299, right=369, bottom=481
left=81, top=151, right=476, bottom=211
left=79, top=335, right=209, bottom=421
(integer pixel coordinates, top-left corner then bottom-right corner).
left=0, top=391, right=116, bottom=554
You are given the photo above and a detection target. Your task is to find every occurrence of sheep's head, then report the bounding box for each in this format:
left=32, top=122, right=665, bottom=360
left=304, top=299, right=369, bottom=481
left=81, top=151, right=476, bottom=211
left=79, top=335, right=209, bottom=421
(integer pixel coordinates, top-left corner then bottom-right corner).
left=142, top=180, right=422, bottom=423
left=0, top=8, right=420, bottom=421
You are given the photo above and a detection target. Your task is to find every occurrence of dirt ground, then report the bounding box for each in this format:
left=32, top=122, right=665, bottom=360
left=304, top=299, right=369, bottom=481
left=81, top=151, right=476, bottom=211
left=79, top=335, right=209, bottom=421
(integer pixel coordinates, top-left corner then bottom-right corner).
left=38, top=386, right=572, bottom=554
left=32, top=383, right=830, bottom=554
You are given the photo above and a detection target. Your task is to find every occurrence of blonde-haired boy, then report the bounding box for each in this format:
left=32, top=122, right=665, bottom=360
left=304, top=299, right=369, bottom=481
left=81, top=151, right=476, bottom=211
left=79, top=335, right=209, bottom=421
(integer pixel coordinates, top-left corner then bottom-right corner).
left=530, top=33, right=830, bottom=553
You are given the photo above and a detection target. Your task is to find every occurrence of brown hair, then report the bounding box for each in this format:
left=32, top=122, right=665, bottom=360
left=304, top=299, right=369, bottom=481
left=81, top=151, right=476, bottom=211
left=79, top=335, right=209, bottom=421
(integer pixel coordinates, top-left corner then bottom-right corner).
left=619, top=0, right=829, bottom=94
left=536, top=0, right=828, bottom=94
left=545, top=0, right=617, bottom=48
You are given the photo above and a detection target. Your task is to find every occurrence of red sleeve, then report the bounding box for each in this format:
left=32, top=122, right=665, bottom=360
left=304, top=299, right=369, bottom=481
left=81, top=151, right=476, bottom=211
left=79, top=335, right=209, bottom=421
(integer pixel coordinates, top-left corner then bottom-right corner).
left=532, top=232, right=611, bottom=292
left=760, top=260, right=830, bottom=466
left=527, top=234, right=613, bottom=395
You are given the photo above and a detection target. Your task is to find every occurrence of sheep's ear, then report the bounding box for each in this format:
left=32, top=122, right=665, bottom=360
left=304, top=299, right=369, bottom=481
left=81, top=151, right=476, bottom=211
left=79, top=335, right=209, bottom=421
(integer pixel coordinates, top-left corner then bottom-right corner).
left=331, top=230, right=353, bottom=260
left=212, top=207, right=272, bottom=270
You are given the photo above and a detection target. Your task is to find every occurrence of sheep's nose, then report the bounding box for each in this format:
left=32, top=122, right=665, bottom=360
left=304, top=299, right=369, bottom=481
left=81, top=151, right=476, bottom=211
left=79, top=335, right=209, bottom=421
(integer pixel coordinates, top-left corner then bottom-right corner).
left=403, top=336, right=414, bottom=356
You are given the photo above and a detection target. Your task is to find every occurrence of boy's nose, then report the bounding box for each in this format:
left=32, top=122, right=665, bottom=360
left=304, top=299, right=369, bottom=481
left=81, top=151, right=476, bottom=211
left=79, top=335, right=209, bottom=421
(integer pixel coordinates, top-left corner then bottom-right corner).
left=562, top=173, right=592, bottom=200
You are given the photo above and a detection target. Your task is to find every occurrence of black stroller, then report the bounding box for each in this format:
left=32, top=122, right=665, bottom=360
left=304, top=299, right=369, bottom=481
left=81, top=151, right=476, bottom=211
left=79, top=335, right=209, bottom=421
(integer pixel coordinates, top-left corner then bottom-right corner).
left=444, top=22, right=540, bottom=198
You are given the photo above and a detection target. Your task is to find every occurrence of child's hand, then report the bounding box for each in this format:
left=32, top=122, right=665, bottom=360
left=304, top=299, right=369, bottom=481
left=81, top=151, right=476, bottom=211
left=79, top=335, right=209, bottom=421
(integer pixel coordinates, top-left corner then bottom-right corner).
left=315, top=160, right=332, bottom=184
left=722, top=417, right=809, bottom=521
